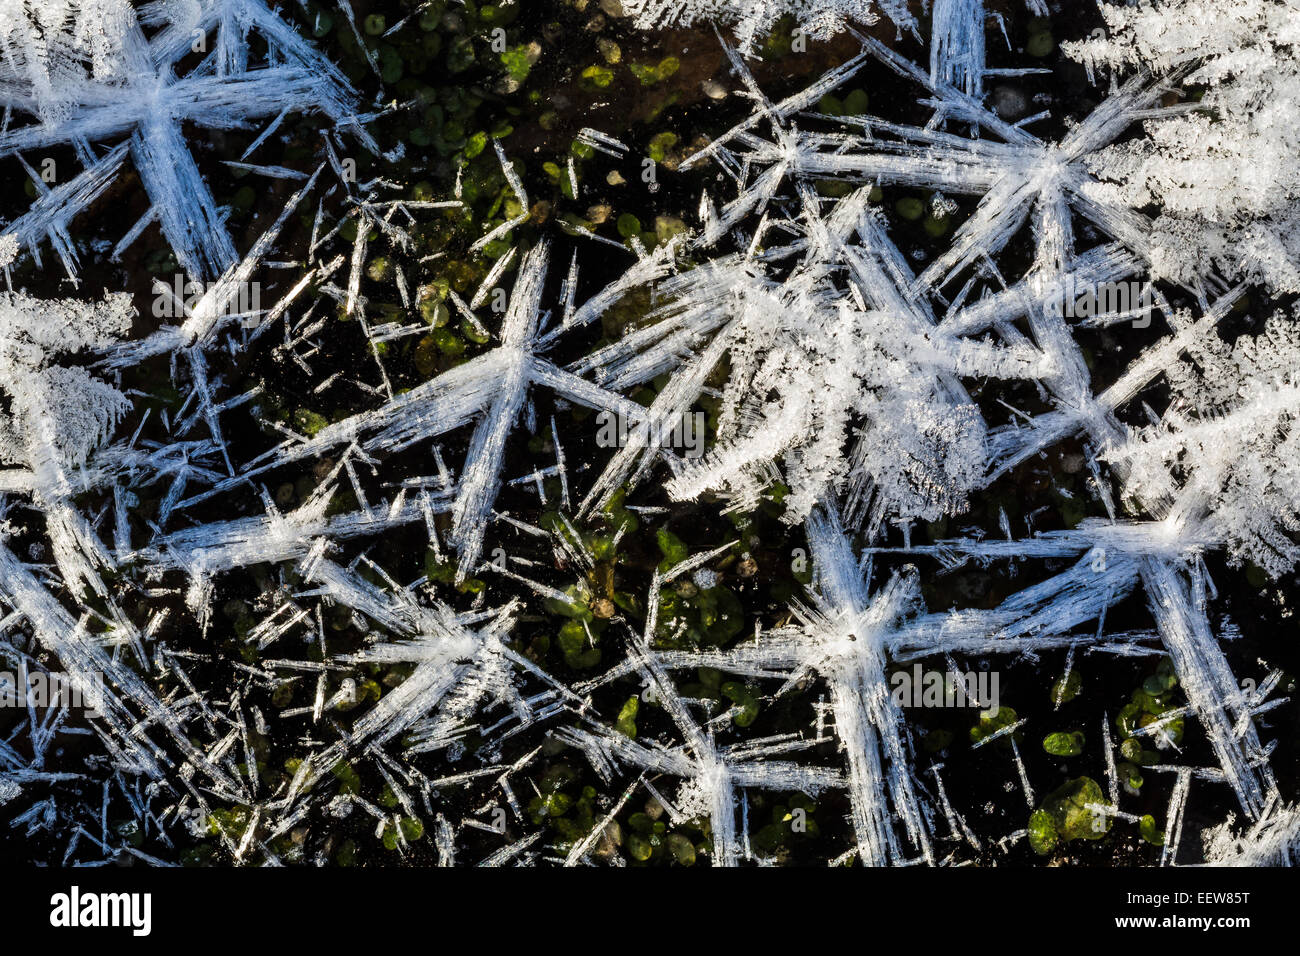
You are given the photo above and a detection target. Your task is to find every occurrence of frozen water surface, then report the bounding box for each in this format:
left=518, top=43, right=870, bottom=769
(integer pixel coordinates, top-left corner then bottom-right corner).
left=0, top=0, right=1297, bottom=867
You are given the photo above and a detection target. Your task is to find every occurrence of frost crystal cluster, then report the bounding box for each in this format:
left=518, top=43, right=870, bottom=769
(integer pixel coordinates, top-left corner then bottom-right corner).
left=0, top=0, right=1297, bottom=869
left=1063, top=0, right=1300, bottom=292
left=621, top=0, right=913, bottom=53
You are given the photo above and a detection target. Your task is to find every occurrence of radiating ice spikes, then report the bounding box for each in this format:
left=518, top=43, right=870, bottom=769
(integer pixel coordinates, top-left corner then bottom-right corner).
left=0, top=0, right=370, bottom=281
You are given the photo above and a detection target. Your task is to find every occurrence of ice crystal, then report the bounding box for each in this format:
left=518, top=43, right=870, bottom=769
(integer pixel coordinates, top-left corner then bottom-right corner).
left=1062, top=0, right=1300, bottom=292
left=555, top=4, right=1293, bottom=859
left=0, top=0, right=368, bottom=280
